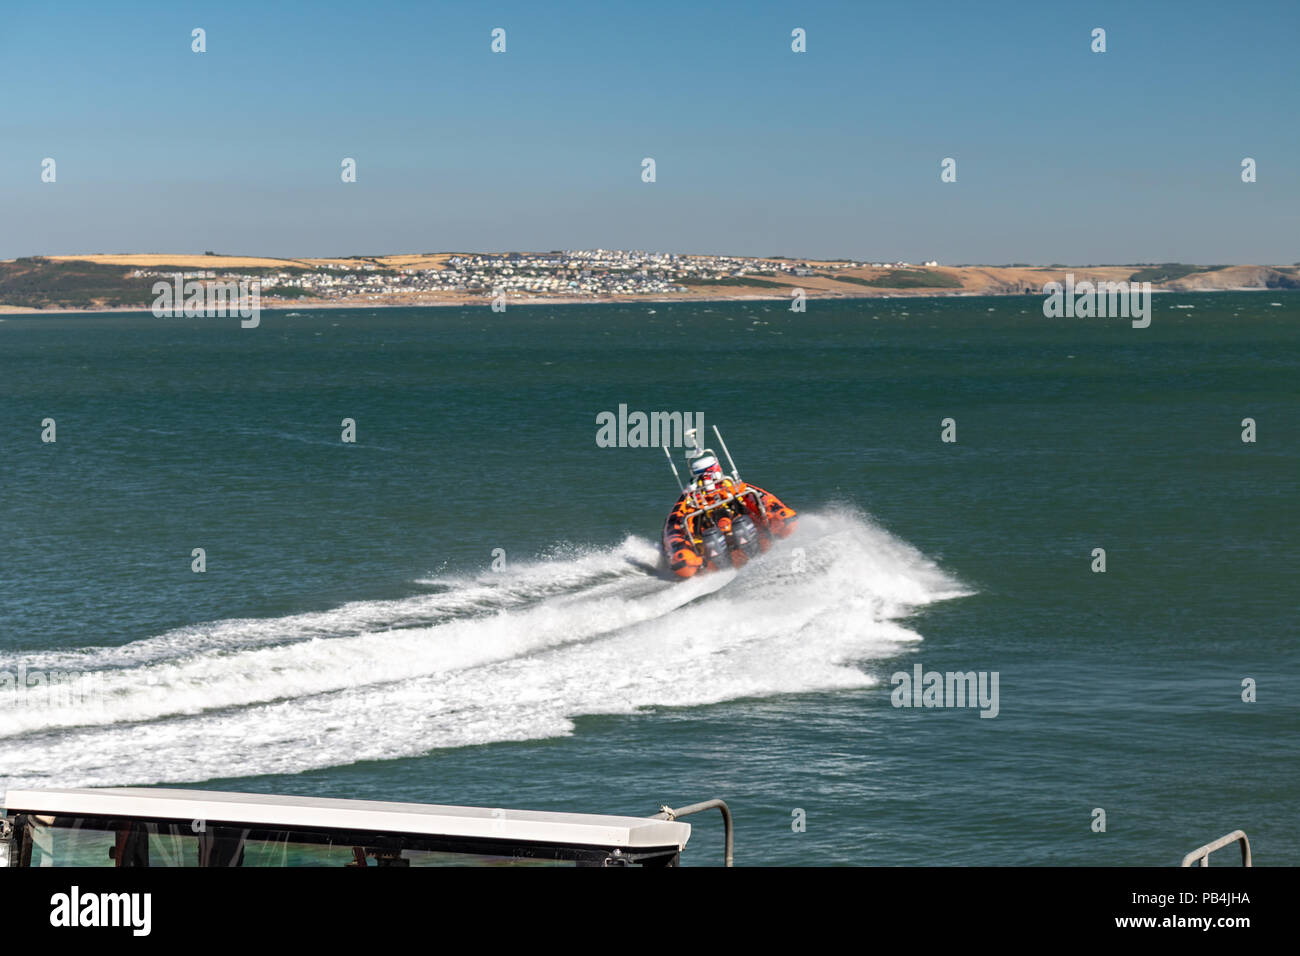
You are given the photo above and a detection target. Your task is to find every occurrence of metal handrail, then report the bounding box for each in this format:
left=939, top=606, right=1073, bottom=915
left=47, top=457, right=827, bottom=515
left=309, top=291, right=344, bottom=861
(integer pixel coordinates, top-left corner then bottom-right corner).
left=1181, top=830, right=1251, bottom=867
left=654, top=799, right=733, bottom=867
left=680, top=487, right=765, bottom=524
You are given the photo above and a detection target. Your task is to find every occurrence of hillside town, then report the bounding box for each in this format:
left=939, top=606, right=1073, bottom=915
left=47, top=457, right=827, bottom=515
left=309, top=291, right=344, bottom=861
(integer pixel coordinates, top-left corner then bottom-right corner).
left=9, top=254, right=1292, bottom=314
left=125, top=250, right=932, bottom=301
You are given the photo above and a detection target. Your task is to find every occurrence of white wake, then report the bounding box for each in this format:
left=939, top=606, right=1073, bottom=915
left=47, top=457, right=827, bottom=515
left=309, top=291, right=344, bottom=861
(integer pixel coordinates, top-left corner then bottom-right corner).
left=0, top=508, right=970, bottom=790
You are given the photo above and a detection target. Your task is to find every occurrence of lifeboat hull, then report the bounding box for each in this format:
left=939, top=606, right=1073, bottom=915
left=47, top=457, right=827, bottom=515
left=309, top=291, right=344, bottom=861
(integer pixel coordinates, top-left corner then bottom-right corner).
left=660, top=483, right=796, bottom=578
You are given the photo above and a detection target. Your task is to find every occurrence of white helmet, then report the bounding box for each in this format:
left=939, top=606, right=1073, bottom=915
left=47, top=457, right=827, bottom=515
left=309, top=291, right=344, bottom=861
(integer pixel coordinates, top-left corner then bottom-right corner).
left=689, top=454, right=722, bottom=479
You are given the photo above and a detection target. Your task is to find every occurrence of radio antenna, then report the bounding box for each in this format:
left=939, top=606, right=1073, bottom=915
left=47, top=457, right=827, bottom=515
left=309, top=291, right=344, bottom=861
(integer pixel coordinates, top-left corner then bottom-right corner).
left=713, top=425, right=740, bottom=482
left=663, top=444, right=685, bottom=492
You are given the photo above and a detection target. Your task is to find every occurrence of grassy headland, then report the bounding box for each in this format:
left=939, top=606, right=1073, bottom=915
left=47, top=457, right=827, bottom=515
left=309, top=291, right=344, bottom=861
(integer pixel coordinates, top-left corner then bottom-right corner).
left=1, top=254, right=1296, bottom=312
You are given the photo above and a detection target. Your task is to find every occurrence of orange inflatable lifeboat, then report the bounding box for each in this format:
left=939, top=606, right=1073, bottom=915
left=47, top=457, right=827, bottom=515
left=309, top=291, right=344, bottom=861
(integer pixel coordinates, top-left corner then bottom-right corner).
left=660, top=428, right=797, bottom=579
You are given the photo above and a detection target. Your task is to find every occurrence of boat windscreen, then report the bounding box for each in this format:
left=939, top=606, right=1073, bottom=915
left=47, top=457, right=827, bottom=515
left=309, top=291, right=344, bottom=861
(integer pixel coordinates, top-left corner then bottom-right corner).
left=10, top=814, right=680, bottom=868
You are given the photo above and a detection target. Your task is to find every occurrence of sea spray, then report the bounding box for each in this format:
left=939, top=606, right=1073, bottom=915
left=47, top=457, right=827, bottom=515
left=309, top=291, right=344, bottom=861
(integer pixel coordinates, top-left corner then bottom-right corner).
left=0, top=509, right=969, bottom=790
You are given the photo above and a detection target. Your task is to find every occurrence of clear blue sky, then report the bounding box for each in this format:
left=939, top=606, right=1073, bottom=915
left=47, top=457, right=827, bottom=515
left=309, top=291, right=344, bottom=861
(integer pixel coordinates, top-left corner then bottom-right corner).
left=2, top=0, right=1296, bottom=263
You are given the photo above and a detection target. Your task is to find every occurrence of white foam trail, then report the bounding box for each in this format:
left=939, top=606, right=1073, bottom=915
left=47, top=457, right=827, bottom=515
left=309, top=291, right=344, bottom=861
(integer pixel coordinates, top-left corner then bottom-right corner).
left=0, top=536, right=658, bottom=673
left=0, top=510, right=970, bottom=790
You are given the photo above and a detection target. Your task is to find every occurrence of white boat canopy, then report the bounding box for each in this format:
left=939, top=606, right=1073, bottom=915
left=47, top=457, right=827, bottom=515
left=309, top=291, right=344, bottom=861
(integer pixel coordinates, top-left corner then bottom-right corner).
left=2, top=788, right=691, bottom=851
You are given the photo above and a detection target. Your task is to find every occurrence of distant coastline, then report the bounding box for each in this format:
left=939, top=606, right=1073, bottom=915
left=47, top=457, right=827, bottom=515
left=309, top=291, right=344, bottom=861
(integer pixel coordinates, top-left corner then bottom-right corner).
left=1, top=252, right=1297, bottom=314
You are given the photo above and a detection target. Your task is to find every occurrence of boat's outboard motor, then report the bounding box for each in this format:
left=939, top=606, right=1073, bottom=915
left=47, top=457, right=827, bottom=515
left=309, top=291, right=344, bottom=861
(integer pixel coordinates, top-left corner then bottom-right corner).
left=700, top=525, right=728, bottom=567
left=729, top=514, right=761, bottom=558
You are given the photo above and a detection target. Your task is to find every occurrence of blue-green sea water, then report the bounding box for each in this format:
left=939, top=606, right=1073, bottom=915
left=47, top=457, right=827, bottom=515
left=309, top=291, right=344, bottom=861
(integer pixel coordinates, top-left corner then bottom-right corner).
left=1, top=293, right=1296, bottom=865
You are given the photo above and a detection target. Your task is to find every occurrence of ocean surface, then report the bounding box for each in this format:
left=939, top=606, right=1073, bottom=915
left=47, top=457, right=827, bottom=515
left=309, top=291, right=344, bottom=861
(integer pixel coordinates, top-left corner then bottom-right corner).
left=1, top=293, right=1296, bottom=866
